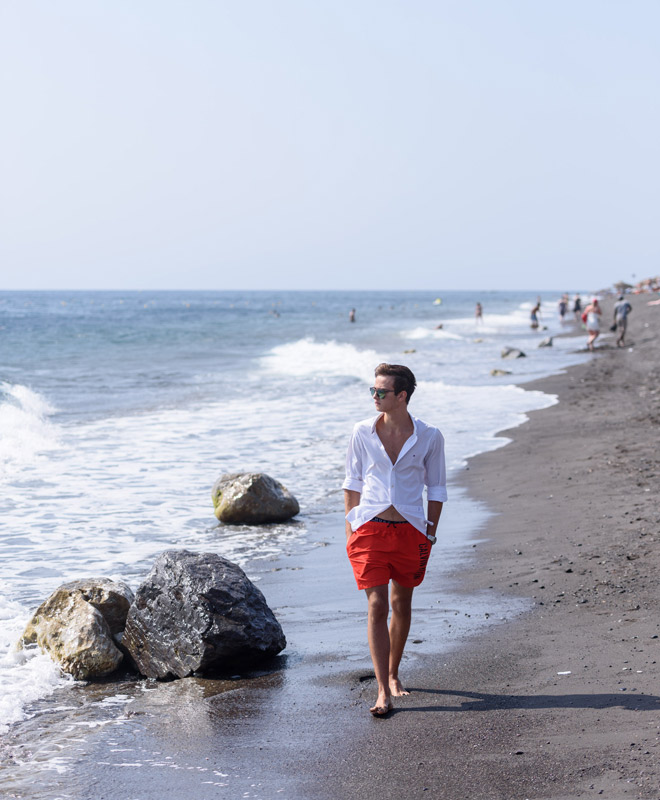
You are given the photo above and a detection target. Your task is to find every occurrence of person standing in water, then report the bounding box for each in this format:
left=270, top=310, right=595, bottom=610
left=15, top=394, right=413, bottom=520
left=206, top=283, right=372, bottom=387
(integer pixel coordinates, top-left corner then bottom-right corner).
left=530, top=301, right=541, bottom=329
left=343, top=363, right=447, bottom=716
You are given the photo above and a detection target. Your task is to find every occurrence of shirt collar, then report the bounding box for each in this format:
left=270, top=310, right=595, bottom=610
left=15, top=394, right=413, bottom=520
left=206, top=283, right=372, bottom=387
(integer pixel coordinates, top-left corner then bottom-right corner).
left=370, top=412, right=419, bottom=434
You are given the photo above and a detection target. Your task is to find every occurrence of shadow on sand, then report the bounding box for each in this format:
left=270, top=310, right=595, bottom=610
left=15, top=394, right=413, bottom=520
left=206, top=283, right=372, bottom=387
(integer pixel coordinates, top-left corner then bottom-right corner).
left=395, top=687, right=660, bottom=713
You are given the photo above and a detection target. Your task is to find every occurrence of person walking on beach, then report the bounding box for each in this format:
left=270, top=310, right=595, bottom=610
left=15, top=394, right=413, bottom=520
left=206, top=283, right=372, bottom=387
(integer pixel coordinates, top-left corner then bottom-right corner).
left=343, top=363, right=447, bottom=716
left=475, top=302, right=483, bottom=325
left=613, top=295, right=632, bottom=347
left=583, top=297, right=602, bottom=351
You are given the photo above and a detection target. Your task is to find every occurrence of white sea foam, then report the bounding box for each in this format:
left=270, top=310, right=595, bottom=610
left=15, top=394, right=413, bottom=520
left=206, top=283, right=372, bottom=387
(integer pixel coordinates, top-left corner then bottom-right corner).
left=0, top=596, right=72, bottom=736
left=0, top=383, right=59, bottom=475
left=261, top=338, right=381, bottom=381
left=402, top=326, right=463, bottom=341
left=413, top=380, right=557, bottom=470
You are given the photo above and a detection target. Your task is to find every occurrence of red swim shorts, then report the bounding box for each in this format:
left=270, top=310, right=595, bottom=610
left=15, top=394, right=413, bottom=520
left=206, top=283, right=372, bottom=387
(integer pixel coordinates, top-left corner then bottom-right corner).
left=346, top=519, right=431, bottom=590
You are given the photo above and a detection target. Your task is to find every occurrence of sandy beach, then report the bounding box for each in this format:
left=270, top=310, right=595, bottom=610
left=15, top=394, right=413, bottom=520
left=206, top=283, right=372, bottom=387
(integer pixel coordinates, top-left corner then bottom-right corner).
left=329, top=293, right=660, bottom=800
left=3, top=294, right=659, bottom=800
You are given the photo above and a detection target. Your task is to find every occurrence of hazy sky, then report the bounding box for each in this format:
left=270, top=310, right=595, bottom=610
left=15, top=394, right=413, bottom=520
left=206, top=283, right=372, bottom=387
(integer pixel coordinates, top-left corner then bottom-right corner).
left=1, top=1, right=658, bottom=291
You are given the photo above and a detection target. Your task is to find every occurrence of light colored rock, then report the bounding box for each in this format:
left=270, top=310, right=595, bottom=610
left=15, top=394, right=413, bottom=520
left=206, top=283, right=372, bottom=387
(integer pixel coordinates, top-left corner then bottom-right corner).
left=490, top=369, right=513, bottom=377
left=501, top=347, right=526, bottom=359
left=212, top=472, right=299, bottom=524
left=19, top=581, right=129, bottom=679
left=538, top=337, right=553, bottom=348
left=57, top=578, right=134, bottom=634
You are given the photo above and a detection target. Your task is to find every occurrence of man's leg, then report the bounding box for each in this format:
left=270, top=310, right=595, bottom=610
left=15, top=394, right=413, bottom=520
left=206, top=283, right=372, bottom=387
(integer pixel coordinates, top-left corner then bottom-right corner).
left=365, top=584, right=392, bottom=714
left=389, top=581, right=414, bottom=696
left=617, top=320, right=626, bottom=346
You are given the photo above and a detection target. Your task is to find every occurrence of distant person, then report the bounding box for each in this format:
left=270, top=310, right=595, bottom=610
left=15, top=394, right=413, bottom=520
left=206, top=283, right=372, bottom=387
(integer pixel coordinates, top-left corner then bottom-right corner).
left=475, top=302, right=483, bottom=325
left=572, top=294, right=582, bottom=321
left=530, top=302, right=541, bottom=330
left=349, top=308, right=356, bottom=323
left=558, top=294, right=568, bottom=321
left=613, top=295, right=632, bottom=347
left=583, top=297, right=602, bottom=351
left=343, top=364, right=446, bottom=716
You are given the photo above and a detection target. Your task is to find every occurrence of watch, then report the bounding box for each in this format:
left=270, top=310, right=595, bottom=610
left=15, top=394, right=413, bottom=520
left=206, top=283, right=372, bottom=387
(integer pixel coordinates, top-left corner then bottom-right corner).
left=427, top=534, right=437, bottom=545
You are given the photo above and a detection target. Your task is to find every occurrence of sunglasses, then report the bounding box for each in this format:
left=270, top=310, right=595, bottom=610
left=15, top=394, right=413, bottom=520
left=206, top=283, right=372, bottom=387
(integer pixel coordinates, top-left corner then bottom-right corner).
left=370, top=387, right=396, bottom=400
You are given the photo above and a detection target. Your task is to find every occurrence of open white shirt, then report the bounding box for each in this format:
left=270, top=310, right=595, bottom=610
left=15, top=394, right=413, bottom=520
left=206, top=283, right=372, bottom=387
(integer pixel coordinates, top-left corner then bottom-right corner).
left=342, top=413, right=447, bottom=536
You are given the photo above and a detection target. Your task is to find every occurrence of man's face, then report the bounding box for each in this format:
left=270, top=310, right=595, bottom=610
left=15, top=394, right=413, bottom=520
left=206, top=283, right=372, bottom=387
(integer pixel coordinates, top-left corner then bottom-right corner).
left=373, top=375, right=406, bottom=413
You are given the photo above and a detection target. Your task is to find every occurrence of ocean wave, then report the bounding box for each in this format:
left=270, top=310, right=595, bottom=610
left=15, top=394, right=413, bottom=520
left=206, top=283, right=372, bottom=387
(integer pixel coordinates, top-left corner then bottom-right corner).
left=261, top=338, right=381, bottom=381
left=402, top=326, right=464, bottom=341
left=0, top=383, right=59, bottom=476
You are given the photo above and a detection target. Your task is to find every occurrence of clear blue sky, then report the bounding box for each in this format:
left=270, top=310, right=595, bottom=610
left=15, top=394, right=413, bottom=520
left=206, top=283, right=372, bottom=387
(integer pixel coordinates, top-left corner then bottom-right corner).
left=1, top=1, right=658, bottom=291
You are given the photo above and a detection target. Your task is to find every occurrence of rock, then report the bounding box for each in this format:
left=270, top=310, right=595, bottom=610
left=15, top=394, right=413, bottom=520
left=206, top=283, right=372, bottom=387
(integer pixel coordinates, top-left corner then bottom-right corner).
left=122, top=550, right=286, bottom=679
left=501, top=347, right=526, bottom=359
left=538, top=337, right=553, bottom=348
left=490, top=369, right=513, bottom=377
left=19, top=578, right=133, bottom=679
left=57, top=578, right=134, bottom=634
left=212, top=472, right=299, bottom=524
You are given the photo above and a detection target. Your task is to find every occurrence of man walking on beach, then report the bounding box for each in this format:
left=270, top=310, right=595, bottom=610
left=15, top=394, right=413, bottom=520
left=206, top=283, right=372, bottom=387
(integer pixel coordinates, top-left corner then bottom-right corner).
left=343, top=363, right=447, bottom=716
left=613, top=295, right=632, bottom=347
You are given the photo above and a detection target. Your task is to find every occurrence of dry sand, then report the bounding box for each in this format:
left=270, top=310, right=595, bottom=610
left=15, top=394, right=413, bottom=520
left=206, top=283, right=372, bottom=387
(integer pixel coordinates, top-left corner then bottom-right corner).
left=3, top=294, right=659, bottom=800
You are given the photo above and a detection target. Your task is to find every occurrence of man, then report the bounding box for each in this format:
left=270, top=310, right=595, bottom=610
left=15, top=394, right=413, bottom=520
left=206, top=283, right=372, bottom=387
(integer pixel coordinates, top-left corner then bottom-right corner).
left=343, top=363, right=447, bottom=716
left=613, top=295, right=632, bottom=347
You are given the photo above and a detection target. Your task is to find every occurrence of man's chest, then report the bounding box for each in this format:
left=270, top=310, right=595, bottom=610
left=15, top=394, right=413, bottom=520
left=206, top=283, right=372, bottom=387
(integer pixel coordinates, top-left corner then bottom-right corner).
left=367, top=437, right=425, bottom=473
left=377, top=431, right=410, bottom=464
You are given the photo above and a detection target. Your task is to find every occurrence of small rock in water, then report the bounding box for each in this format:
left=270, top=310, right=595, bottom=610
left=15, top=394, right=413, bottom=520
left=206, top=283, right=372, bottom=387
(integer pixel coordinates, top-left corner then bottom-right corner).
left=212, top=472, right=299, bottom=524
left=538, top=337, right=553, bottom=348
left=491, top=369, right=513, bottom=377
left=501, top=347, right=526, bottom=359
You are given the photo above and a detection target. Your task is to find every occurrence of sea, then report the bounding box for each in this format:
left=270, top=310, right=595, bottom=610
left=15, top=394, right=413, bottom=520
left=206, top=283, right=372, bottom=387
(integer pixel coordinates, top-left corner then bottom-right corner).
left=0, top=289, right=588, bottom=738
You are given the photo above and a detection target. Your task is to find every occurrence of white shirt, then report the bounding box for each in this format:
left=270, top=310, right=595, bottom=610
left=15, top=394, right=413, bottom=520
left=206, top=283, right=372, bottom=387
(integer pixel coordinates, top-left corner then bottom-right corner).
left=342, top=413, right=447, bottom=536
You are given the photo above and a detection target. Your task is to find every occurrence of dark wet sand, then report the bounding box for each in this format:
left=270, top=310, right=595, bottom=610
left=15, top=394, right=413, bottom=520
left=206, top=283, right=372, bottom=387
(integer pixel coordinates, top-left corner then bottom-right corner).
left=3, top=295, right=660, bottom=799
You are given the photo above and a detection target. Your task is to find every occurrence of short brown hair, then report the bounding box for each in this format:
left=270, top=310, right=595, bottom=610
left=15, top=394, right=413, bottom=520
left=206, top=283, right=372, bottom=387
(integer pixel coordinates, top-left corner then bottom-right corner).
left=374, top=363, right=416, bottom=404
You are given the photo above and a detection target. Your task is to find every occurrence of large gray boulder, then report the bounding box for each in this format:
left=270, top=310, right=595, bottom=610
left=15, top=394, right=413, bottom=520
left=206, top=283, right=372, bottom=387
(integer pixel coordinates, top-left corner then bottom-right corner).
left=212, top=472, right=299, bottom=524
left=18, top=578, right=134, bottom=680
left=122, top=550, right=286, bottom=679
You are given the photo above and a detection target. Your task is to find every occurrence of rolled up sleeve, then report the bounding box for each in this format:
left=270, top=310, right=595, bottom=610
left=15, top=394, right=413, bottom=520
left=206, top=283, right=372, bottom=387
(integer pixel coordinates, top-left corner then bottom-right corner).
left=424, top=430, right=448, bottom=502
left=342, top=427, right=364, bottom=492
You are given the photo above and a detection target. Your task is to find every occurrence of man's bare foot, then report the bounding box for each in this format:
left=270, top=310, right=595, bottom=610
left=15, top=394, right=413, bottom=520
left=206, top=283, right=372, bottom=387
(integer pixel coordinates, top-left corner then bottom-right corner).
left=389, top=677, right=409, bottom=696
left=370, top=691, right=393, bottom=716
